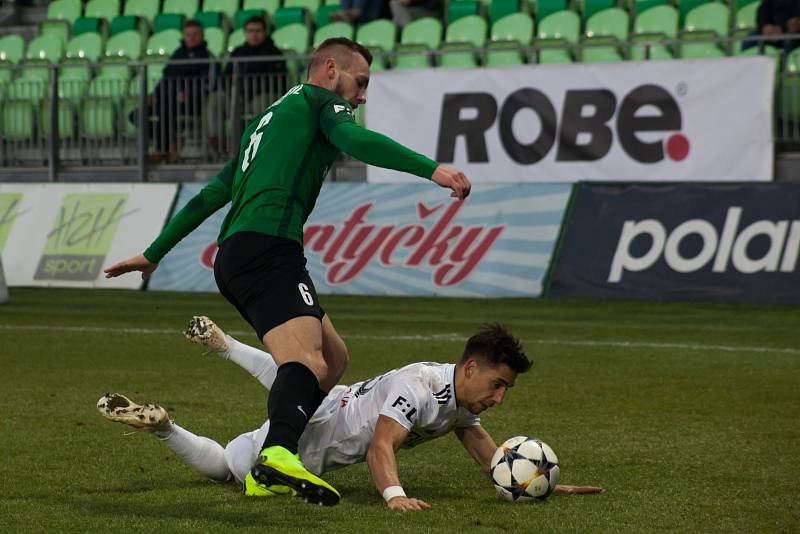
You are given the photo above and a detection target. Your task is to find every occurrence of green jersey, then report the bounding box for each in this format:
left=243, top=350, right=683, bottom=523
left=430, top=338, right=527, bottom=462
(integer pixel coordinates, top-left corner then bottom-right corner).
left=218, top=83, right=356, bottom=245
left=143, top=84, right=439, bottom=264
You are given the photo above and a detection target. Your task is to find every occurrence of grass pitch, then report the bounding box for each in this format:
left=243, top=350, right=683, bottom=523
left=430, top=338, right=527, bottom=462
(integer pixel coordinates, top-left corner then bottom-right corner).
left=1, top=288, right=798, bottom=533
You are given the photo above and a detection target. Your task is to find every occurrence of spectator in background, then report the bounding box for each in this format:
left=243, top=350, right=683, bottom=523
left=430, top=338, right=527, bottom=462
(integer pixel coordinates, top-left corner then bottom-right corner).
left=140, top=20, right=213, bottom=163
left=329, top=0, right=383, bottom=24
left=389, top=0, right=440, bottom=28
left=223, top=16, right=287, bottom=101
left=207, top=16, right=287, bottom=152
left=744, top=0, right=800, bottom=52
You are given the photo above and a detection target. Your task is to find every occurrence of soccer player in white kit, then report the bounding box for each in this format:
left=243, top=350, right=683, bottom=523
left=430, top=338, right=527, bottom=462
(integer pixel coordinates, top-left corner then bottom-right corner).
left=98, top=318, right=602, bottom=509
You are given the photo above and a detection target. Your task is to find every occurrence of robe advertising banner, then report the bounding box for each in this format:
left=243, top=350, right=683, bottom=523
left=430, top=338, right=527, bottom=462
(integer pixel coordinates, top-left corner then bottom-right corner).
left=0, top=183, right=177, bottom=289
left=148, top=182, right=572, bottom=297
left=366, top=57, right=774, bottom=183
left=547, top=183, right=800, bottom=304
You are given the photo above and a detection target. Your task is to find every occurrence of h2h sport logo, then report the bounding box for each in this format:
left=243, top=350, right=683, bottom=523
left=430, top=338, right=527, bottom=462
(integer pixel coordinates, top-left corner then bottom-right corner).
left=34, top=193, right=130, bottom=281
left=437, top=84, right=689, bottom=165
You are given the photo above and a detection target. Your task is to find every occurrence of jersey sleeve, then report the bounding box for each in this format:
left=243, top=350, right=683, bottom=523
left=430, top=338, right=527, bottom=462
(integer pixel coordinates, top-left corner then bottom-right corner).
left=316, top=93, right=357, bottom=140
left=329, top=121, right=439, bottom=180
left=379, top=379, right=430, bottom=432
left=143, top=157, right=235, bottom=263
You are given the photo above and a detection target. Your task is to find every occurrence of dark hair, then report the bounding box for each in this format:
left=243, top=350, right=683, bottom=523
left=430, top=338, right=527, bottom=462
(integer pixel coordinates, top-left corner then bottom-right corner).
left=183, top=19, right=203, bottom=31
left=244, top=16, right=267, bottom=30
left=460, top=323, right=532, bottom=374
left=307, top=37, right=373, bottom=77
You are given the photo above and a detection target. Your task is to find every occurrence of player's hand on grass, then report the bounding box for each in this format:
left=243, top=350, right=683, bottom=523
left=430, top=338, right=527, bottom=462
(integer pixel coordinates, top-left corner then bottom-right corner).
left=554, top=484, right=606, bottom=495
left=387, top=496, right=431, bottom=511
left=104, top=253, right=159, bottom=280
left=431, top=165, right=471, bottom=201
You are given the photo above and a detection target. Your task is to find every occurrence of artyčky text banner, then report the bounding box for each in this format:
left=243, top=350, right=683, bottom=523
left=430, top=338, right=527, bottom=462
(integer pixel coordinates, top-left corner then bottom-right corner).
left=148, top=182, right=572, bottom=297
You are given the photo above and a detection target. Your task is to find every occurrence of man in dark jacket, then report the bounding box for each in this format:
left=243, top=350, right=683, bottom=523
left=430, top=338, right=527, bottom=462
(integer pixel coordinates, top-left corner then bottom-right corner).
left=223, top=15, right=287, bottom=99
left=150, top=19, right=213, bottom=160
left=744, top=0, right=800, bottom=51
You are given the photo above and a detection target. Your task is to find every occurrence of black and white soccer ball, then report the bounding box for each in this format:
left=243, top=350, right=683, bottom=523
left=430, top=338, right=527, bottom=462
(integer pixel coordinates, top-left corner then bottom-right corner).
left=490, top=436, right=560, bottom=502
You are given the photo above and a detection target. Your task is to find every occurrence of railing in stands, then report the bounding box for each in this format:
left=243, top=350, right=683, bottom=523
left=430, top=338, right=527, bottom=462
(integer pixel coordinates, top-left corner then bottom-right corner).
left=0, top=33, right=795, bottom=180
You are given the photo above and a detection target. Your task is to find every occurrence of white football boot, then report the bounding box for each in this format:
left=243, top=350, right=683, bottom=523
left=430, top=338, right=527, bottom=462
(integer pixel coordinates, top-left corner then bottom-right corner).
left=184, top=315, right=230, bottom=355
left=97, top=393, right=172, bottom=432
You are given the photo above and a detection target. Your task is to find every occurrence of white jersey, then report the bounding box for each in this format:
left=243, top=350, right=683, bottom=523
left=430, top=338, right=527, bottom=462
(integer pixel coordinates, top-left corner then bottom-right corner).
left=224, top=362, right=480, bottom=482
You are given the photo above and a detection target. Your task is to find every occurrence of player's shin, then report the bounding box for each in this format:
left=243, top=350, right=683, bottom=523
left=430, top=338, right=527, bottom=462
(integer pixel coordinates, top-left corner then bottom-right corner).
left=261, top=361, right=320, bottom=453
left=159, top=424, right=232, bottom=482
left=226, top=337, right=278, bottom=388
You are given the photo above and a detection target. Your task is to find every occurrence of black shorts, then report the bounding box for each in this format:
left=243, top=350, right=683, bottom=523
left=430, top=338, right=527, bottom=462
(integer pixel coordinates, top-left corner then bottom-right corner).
left=214, top=231, right=324, bottom=340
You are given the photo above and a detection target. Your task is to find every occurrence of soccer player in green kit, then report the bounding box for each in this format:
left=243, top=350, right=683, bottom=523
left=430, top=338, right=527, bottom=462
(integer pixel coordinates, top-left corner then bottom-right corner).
left=105, top=38, right=472, bottom=506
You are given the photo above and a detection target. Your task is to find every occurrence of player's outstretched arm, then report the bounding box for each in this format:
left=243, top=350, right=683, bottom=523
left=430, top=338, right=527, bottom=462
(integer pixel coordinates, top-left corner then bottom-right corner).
left=104, top=158, right=235, bottom=279
left=455, top=425, right=497, bottom=475
left=328, top=122, right=471, bottom=200
left=366, top=415, right=431, bottom=511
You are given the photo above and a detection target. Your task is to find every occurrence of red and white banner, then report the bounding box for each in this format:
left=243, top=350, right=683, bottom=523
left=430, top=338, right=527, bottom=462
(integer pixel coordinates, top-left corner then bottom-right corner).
left=366, top=57, right=774, bottom=183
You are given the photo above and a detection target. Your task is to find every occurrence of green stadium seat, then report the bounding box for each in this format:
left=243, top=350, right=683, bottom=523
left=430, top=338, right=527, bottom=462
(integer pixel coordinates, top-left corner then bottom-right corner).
left=630, top=5, right=677, bottom=60
left=81, top=97, right=116, bottom=138
left=274, top=7, right=308, bottom=30
left=85, top=0, right=120, bottom=21
left=72, top=17, right=106, bottom=37
left=39, top=20, right=71, bottom=46
left=106, top=31, right=143, bottom=60
left=678, top=0, right=708, bottom=24
left=489, top=0, right=520, bottom=26
left=0, top=64, right=12, bottom=86
left=155, top=13, right=186, bottom=33
left=272, top=22, right=310, bottom=53
left=9, top=62, right=48, bottom=102
left=535, top=10, right=579, bottom=62
left=88, top=60, right=130, bottom=99
left=394, top=17, right=442, bottom=69
left=683, top=2, right=730, bottom=36
left=316, top=4, right=341, bottom=28
left=195, top=11, right=225, bottom=29
left=111, top=15, right=138, bottom=36
left=440, top=43, right=480, bottom=67
left=634, top=0, right=668, bottom=16
left=203, top=0, right=242, bottom=21
left=227, top=28, right=246, bottom=52
left=0, top=35, right=25, bottom=65
left=40, top=99, right=75, bottom=139
left=736, top=43, right=782, bottom=74
left=58, top=59, right=91, bottom=104
left=244, top=0, right=282, bottom=18
left=448, top=0, right=481, bottom=24
left=205, top=26, right=226, bottom=56
left=356, top=19, right=397, bottom=52
left=146, top=30, right=183, bottom=57
left=680, top=41, right=726, bottom=58
left=446, top=15, right=488, bottom=46
left=394, top=47, right=431, bottom=69
left=400, top=17, right=443, bottom=50
left=535, top=0, right=567, bottom=19
left=2, top=100, right=35, bottom=140
left=47, top=0, right=82, bottom=24
left=578, top=0, right=615, bottom=22
left=284, top=0, right=320, bottom=16
left=582, top=8, right=627, bottom=62
left=313, top=21, right=354, bottom=47
left=163, top=0, right=201, bottom=19
left=735, top=2, right=758, bottom=34
left=491, top=12, right=533, bottom=43
left=486, top=40, right=526, bottom=66
left=66, top=33, right=104, bottom=62
left=585, top=7, right=628, bottom=40
left=26, top=35, right=64, bottom=64
left=235, top=9, right=268, bottom=28
left=123, top=0, right=160, bottom=23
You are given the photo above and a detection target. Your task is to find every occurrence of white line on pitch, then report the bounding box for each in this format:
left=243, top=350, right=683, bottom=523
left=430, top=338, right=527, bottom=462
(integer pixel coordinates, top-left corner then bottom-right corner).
left=0, top=323, right=797, bottom=355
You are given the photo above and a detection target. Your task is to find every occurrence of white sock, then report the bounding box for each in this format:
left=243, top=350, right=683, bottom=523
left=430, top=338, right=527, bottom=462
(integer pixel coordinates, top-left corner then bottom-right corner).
left=224, top=337, right=278, bottom=389
left=155, top=423, right=232, bottom=482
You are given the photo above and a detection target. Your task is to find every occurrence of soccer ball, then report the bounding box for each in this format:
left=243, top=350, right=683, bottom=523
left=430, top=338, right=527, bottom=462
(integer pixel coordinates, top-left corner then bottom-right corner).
left=490, top=436, right=560, bottom=502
